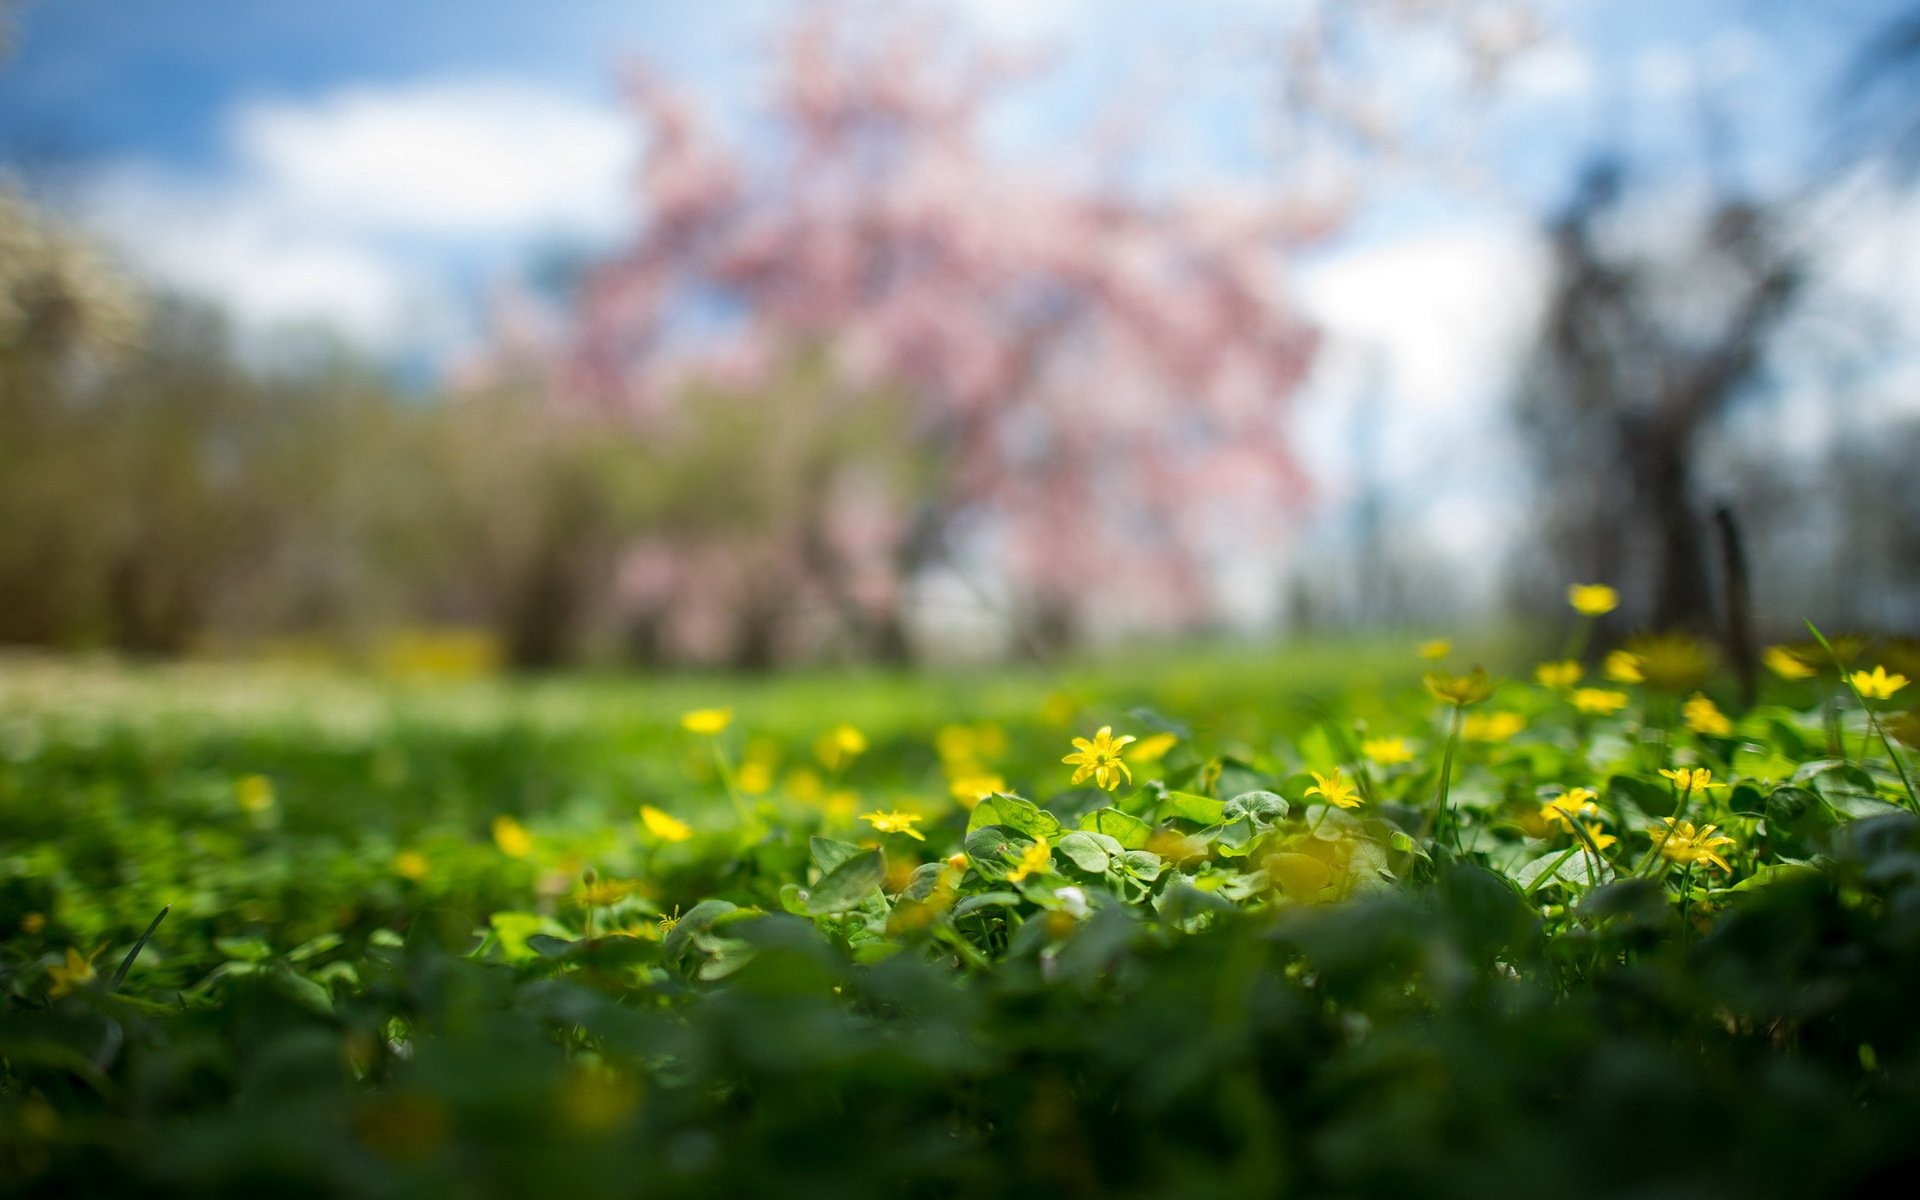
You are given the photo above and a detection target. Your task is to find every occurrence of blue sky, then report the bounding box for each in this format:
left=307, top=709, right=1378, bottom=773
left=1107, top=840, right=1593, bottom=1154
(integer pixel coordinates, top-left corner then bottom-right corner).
left=1, top=0, right=1909, bottom=616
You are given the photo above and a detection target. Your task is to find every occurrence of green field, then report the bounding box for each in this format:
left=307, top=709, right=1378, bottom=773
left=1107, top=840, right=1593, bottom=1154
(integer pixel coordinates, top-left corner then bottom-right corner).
left=5, top=632, right=1920, bottom=1198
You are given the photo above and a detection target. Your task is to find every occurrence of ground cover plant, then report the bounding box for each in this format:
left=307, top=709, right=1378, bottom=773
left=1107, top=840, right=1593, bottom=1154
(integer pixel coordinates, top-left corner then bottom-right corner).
left=5, top=597, right=1920, bottom=1198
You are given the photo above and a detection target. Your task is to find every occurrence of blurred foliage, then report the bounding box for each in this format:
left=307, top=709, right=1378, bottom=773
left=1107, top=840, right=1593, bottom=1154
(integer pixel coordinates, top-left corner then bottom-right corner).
left=4, top=628, right=1920, bottom=1196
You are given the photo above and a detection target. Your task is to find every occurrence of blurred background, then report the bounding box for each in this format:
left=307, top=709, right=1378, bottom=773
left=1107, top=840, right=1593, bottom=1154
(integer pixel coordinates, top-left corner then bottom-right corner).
left=1, top=0, right=1915, bottom=671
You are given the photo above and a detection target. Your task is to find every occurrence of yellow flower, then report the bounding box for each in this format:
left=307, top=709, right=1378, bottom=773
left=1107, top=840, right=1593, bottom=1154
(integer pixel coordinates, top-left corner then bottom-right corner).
left=1361, top=736, right=1414, bottom=766
left=393, top=850, right=430, bottom=881
left=1604, top=650, right=1645, bottom=684
left=862, top=809, right=926, bottom=841
left=237, top=774, right=276, bottom=813
left=492, top=815, right=534, bottom=858
left=640, top=805, right=694, bottom=842
left=1424, top=668, right=1493, bottom=706
left=736, top=761, right=774, bottom=795
left=1648, top=818, right=1735, bottom=872
left=785, top=768, right=824, bottom=803
left=46, top=946, right=100, bottom=998
left=815, top=725, right=868, bottom=770
left=680, top=708, right=733, bottom=736
left=1571, top=688, right=1630, bottom=715
left=1304, top=768, right=1363, bottom=809
left=1583, top=823, right=1618, bottom=852
left=1006, top=836, right=1053, bottom=882
left=21, top=912, right=46, bottom=935
left=1683, top=693, right=1733, bottom=737
left=948, top=773, right=1006, bottom=807
left=1568, top=584, right=1619, bottom=616
left=1062, top=726, right=1137, bottom=791
left=1417, top=639, right=1453, bottom=660
left=1851, top=665, right=1910, bottom=701
left=1763, top=645, right=1815, bottom=681
left=577, top=877, right=640, bottom=908
left=1535, top=660, right=1583, bottom=690
left=935, top=724, right=978, bottom=763
left=1462, top=711, right=1526, bottom=742
left=1659, top=767, right=1725, bottom=795
left=1541, top=787, right=1599, bottom=828
left=1128, top=732, right=1180, bottom=764
left=1629, top=634, right=1714, bottom=692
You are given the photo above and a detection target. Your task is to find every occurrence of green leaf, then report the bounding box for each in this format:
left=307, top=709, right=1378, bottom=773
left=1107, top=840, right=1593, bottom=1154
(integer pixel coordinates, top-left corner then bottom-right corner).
left=1159, top=790, right=1225, bottom=825
left=664, top=899, right=738, bottom=961
left=1055, top=830, right=1122, bottom=873
left=1222, top=790, right=1287, bottom=826
left=966, top=792, right=1063, bottom=840
left=1079, top=807, right=1154, bottom=849
left=805, top=848, right=887, bottom=915
left=810, top=836, right=865, bottom=876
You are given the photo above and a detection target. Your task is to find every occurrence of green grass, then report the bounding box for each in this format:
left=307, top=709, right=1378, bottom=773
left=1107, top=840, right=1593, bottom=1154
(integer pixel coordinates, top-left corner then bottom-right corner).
left=4, top=636, right=1920, bottom=1198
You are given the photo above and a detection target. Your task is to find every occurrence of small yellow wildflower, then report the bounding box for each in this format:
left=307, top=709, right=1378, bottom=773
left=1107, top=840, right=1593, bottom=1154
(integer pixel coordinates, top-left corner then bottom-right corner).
left=1568, top=584, right=1619, bottom=616
left=1541, top=787, right=1600, bottom=828
left=640, top=806, right=694, bottom=843
left=945, top=853, right=969, bottom=871
left=1659, top=767, right=1725, bottom=795
left=1304, top=768, right=1363, bottom=809
left=577, top=877, right=639, bottom=908
left=1683, top=693, right=1733, bottom=737
left=1417, top=639, right=1453, bottom=661
left=1062, top=726, right=1136, bottom=791
left=1361, top=736, right=1414, bottom=766
left=1851, top=665, right=1910, bottom=701
left=237, top=774, right=276, bottom=813
left=393, top=850, right=430, bottom=881
left=1535, top=660, right=1583, bottom=690
left=862, top=809, right=926, bottom=841
left=1763, top=646, right=1815, bottom=681
left=736, top=761, right=774, bottom=795
left=824, top=790, right=858, bottom=821
left=815, top=725, right=869, bottom=770
left=1462, top=711, right=1526, bottom=742
left=1631, top=634, right=1714, bottom=691
left=1604, top=650, right=1645, bottom=684
left=46, top=946, right=100, bottom=998
left=785, top=768, right=824, bottom=803
left=935, top=724, right=978, bottom=763
left=680, top=708, right=733, bottom=736
left=21, top=912, right=46, bottom=935
left=1571, top=688, right=1630, bottom=715
left=1006, top=836, right=1053, bottom=882
left=492, top=815, right=534, bottom=858
left=656, top=906, right=682, bottom=936
left=1128, top=732, right=1180, bottom=763
left=1648, top=818, right=1736, bottom=872
left=948, top=772, right=1006, bottom=807
left=1583, top=822, right=1618, bottom=852
left=1424, top=668, right=1493, bottom=706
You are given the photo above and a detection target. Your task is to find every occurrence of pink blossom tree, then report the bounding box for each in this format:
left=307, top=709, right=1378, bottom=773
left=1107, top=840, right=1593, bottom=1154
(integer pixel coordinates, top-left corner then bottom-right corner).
left=535, top=10, right=1340, bottom=664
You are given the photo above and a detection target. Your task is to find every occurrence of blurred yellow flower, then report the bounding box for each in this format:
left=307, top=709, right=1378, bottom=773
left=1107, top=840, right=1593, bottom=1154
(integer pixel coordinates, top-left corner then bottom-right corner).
left=46, top=946, right=99, bottom=999
left=1603, top=650, right=1645, bottom=684
left=736, top=761, right=774, bottom=795
left=1462, top=712, right=1526, bottom=742
left=1535, top=660, right=1583, bottom=690
left=639, top=806, right=694, bottom=842
left=1571, top=688, right=1630, bottom=715
left=862, top=810, right=926, bottom=840
left=1852, top=665, right=1910, bottom=701
left=237, top=774, right=276, bottom=813
left=492, top=815, right=534, bottom=858
left=935, top=724, right=978, bottom=763
left=577, top=877, right=640, bottom=908
left=1583, top=823, right=1618, bottom=851
left=680, top=708, right=733, bottom=736
left=1568, top=584, right=1619, bottom=616
left=1630, top=634, right=1715, bottom=692
left=393, top=850, right=430, bottom=881
left=1424, top=668, right=1493, bottom=706
left=1006, top=836, right=1053, bottom=882
left=816, top=724, right=869, bottom=770
left=785, top=768, right=824, bottom=803
left=948, top=772, right=1006, bottom=807
left=1659, top=767, right=1724, bottom=794
left=1040, top=692, right=1079, bottom=727
left=1763, top=645, right=1815, bottom=681
left=1304, top=768, right=1363, bottom=809
left=1683, top=693, right=1733, bottom=737
left=1541, top=787, right=1599, bottom=828
left=1361, top=736, right=1414, bottom=766
left=21, top=912, right=46, bottom=935
left=1417, top=639, right=1453, bottom=660
left=1062, top=726, right=1136, bottom=791
left=1128, top=732, right=1180, bottom=763
left=1648, top=818, right=1735, bottom=871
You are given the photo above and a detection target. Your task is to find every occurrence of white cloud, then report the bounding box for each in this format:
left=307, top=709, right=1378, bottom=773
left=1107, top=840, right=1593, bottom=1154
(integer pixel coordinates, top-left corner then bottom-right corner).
left=76, top=77, right=633, bottom=354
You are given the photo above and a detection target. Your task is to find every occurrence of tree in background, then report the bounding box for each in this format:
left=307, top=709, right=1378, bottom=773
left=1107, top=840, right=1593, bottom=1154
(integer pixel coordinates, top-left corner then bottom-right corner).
left=524, top=10, right=1329, bottom=665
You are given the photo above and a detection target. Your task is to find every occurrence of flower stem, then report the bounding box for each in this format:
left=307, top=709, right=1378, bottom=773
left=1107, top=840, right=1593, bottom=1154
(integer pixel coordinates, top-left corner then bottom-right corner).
left=1426, top=706, right=1463, bottom=849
